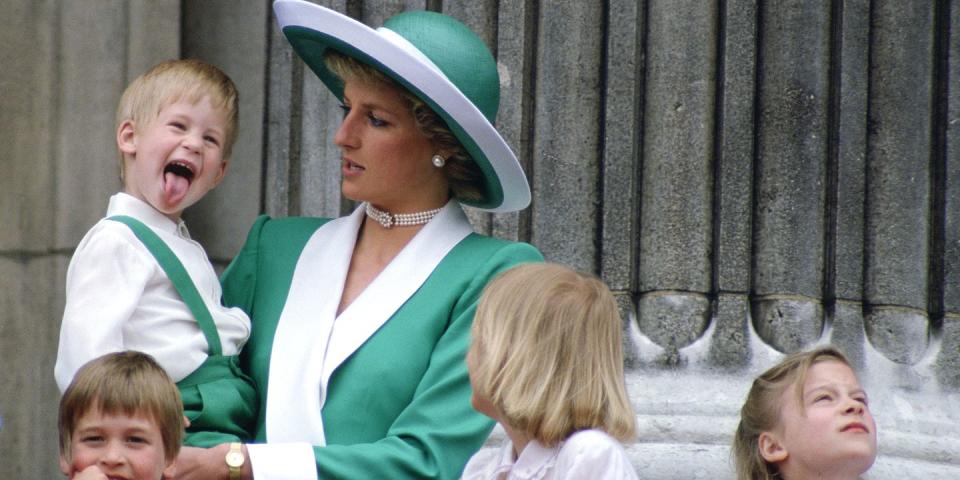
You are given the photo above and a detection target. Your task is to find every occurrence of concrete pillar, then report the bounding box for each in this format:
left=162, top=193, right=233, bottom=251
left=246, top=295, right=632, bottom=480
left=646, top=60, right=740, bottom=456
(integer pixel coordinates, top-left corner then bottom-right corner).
left=530, top=0, right=604, bottom=274
left=752, top=2, right=831, bottom=353
left=826, top=0, right=870, bottom=368
left=0, top=2, right=178, bottom=478
left=601, top=0, right=643, bottom=355
left=489, top=0, right=535, bottom=242
left=939, top=0, right=960, bottom=388
left=864, top=1, right=936, bottom=364
left=637, top=0, right=716, bottom=360
left=709, top=0, right=757, bottom=368
left=181, top=0, right=269, bottom=266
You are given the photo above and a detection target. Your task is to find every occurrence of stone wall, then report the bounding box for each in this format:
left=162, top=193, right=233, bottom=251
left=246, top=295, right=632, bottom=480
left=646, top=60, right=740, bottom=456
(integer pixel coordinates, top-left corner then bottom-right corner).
left=2, top=1, right=958, bottom=477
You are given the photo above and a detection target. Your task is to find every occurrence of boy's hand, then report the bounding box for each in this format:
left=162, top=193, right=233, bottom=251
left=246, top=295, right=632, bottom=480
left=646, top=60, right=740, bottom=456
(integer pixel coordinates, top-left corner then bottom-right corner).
left=71, top=465, right=109, bottom=480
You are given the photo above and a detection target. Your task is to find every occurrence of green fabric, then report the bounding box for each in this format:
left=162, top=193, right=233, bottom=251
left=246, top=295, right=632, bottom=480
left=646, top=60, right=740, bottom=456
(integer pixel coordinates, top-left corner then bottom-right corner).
left=221, top=215, right=543, bottom=479
left=178, top=355, right=257, bottom=448
left=221, top=215, right=328, bottom=435
left=107, top=215, right=257, bottom=448
left=383, top=11, right=499, bottom=121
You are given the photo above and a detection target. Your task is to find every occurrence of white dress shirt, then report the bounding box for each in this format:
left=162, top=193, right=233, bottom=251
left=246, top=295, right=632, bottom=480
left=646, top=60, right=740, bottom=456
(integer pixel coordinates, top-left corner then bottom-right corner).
left=54, top=193, right=251, bottom=392
left=461, top=429, right=639, bottom=480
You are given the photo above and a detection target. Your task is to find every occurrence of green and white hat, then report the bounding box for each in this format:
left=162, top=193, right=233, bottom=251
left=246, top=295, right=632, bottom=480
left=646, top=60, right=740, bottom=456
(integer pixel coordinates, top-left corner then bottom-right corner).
left=274, top=0, right=530, bottom=213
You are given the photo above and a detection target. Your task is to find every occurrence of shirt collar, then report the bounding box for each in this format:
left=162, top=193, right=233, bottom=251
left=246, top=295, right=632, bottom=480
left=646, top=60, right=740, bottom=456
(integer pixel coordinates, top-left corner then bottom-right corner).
left=106, top=193, right=190, bottom=239
left=491, top=438, right=559, bottom=479
left=511, top=439, right=559, bottom=478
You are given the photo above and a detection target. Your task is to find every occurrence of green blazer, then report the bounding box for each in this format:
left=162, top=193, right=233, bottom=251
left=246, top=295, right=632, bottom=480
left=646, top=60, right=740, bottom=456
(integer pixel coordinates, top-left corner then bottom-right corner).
left=222, top=204, right=542, bottom=479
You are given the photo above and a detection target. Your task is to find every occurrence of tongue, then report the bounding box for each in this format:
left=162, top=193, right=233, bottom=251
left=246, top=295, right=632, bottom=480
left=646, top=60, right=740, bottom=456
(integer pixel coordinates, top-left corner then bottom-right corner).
left=163, top=171, right=189, bottom=205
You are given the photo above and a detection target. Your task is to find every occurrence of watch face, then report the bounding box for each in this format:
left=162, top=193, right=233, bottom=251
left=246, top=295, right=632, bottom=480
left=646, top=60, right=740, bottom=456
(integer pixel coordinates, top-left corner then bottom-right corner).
left=226, top=451, right=244, bottom=466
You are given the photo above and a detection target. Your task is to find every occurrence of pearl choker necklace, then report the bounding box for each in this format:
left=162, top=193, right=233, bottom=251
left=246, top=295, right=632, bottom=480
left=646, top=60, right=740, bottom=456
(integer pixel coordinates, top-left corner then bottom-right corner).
left=365, top=203, right=442, bottom=228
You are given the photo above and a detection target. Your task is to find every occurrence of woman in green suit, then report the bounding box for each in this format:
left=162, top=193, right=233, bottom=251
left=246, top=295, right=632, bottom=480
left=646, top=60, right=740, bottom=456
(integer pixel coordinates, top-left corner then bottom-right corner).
left=174, top=1, right=541, bottom=479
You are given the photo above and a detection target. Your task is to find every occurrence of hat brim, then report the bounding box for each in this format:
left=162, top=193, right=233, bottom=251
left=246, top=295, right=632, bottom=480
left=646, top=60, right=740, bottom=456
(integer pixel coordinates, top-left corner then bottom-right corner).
left=274, top=0, right=530, bottom=213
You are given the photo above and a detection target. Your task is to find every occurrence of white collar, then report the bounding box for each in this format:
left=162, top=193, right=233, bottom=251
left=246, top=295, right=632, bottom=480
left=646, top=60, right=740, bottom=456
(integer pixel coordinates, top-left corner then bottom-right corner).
left=263, top=199, right=473, bottom=446
left=498, top=438, right=559, bottom=479
left=106, top=192, right=189, bottom=238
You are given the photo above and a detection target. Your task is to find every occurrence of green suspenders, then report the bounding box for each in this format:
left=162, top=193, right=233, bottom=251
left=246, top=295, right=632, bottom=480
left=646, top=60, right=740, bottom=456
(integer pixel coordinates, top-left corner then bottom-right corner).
left=108, top=215, right=255, bottom=446
left=108, top=215, right=222, bottom=355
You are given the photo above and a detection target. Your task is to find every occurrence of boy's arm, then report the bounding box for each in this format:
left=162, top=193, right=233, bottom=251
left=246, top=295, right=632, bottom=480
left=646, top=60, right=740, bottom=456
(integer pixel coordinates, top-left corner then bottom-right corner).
left=54, top=225, right=152, bottom=391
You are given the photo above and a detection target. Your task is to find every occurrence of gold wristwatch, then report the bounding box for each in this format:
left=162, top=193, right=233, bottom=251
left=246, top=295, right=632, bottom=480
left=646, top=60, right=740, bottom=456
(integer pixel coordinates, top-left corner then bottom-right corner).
left=226, top=442, right=245, bottom=480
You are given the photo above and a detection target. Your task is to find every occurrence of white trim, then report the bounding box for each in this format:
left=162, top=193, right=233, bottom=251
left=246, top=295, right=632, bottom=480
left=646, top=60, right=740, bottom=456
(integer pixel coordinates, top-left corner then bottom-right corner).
left=319, top=201, right=472, bottom=390
left=264, top=208, right=361, bottom=447
left=247, top=442, right=318, bottom=480
left=262, top=201, right=472, bottom=449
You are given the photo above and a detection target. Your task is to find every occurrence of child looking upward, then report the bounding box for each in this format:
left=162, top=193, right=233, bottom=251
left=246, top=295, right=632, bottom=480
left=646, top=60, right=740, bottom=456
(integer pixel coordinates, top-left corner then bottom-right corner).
left=733, top=346, right=877, bottom=480
left=59, top=351, right=184, bottom=480
left=461, top=263, right=638, bottom=479
left=55, top=59, right=255, bottom=449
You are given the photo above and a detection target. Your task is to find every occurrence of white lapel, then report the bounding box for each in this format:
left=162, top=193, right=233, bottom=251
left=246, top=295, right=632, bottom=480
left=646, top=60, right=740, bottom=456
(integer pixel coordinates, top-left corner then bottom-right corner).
left=319, top=201, right=473, bottom=393
left=264, top=201, right=472, bottom=446
left=264, top=207, right=362, bottom=446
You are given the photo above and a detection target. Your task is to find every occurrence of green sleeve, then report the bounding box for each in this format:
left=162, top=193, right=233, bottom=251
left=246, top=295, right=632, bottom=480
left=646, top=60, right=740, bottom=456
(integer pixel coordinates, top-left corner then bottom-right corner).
left=314, top=240, right=543, bottom=479
left=221, top=214, right=271, bottom=315
left=222, top=215, right=327, bottom=441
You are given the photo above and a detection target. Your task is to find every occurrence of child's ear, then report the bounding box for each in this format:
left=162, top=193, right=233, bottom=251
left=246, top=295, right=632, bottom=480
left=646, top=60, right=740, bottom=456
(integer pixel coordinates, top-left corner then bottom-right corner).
left=212, top=158, right=229, bottom=186
left=59, top=454, right=71, bottom=476
left=162, top=455, right=177, bottom=479
left=758, top=430, right=788, bottom=463
left=117, top=120, right=137, bottom=156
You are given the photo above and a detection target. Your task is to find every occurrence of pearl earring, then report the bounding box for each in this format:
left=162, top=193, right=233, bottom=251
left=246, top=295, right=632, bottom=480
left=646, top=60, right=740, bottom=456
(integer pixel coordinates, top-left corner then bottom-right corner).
left=432, top=154, right=446, bottom=168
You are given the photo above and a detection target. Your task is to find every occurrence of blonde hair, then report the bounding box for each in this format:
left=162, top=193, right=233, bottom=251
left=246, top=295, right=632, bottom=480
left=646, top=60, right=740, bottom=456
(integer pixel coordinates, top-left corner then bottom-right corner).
left=324, top=51, right=486, bottom=202
left=116, top=58, right=239, bottom=179
left=468, top=262, right=637, bottom=447
left=733, top=345, right=854, bottom=480
left=58, top=351, right=184, bottom=463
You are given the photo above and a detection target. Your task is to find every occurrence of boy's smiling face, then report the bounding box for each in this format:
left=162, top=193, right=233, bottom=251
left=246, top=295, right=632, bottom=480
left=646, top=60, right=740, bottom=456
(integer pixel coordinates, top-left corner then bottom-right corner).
left=60, top=408, right=175, bottom=480
left=118, top=96, right=229, bottom=222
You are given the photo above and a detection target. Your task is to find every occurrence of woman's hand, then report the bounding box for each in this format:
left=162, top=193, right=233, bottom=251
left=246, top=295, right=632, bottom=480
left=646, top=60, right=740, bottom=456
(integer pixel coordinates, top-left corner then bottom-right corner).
left=173, top=444, right=252, bottom=480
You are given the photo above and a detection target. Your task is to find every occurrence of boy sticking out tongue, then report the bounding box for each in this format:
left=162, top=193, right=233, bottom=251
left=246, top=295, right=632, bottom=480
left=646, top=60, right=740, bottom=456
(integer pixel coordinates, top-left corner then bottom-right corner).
left=55, top=59, right=257, bottom=455
left=119, top=92, right=228, bottom=220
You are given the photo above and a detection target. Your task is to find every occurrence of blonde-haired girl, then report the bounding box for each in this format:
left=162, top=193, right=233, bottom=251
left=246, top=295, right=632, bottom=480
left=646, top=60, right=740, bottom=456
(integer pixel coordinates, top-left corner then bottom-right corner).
left=461, top=262, right=638, bottom=479
left=733, top=345, right=877, bottom=479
